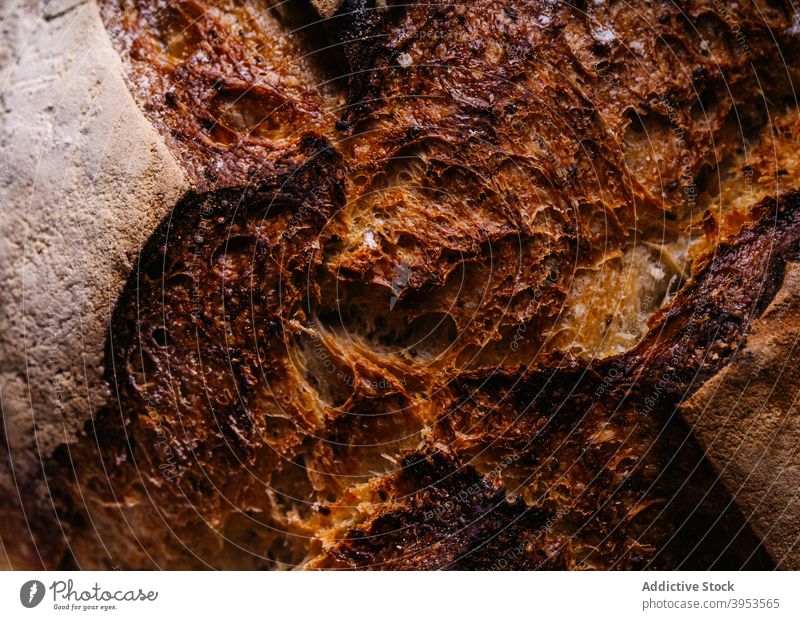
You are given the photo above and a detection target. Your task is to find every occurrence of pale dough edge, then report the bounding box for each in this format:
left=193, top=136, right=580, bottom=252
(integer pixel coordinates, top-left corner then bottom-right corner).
left=0, top=0, right=190, bottom=568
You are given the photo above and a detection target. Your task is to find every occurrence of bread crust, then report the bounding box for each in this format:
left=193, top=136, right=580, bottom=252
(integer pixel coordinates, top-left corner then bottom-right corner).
left=682, top=263, right=800, bottom=570
left=311, top=0, right=344, bottom=20
left=2, top=0, right=800, bottom=570
left=0, top=0, right=188, bottom=567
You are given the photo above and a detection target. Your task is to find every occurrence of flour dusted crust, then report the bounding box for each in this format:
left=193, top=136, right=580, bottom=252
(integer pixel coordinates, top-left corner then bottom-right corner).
left=682, top=262, right=800, bottom=570
left=0, top=0, right=189, bottom=567
left=2, top=0, right=800, bottom=569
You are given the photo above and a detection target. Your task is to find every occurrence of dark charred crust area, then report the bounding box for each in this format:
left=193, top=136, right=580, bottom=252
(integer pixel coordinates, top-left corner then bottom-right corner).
left=56, top=0, right=800, bottom=568
left=318, top=449, right=563, bottom=570
left=60, top=146, right=346, bottom=569
left=322, top=0, right=411, bottom=130
left=627, top=196, right=800, bottom=396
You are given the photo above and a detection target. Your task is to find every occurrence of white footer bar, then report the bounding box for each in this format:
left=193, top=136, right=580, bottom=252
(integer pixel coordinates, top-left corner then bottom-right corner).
left=2, top=571, right=797, bottom=619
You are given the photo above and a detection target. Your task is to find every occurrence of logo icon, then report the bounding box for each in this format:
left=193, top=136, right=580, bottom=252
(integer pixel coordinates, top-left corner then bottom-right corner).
left=20, top=580, right=45, bottom=608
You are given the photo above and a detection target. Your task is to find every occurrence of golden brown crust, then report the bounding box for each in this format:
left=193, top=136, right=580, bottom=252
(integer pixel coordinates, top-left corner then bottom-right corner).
left=98, top=0, right=340, bottom=190
left=5, top=0, right=800, bottom=569
left=63, top=188, right=800, bottom=569
left=312, top=190, right=800, bottom=569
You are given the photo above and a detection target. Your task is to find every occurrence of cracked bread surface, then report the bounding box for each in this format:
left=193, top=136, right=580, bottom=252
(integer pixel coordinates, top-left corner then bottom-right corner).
left=3, top=0, right=800, bottom=569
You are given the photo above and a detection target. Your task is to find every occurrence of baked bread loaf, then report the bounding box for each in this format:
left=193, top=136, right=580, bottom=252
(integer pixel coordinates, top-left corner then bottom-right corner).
left=2, top=0, right=800, bottom=569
